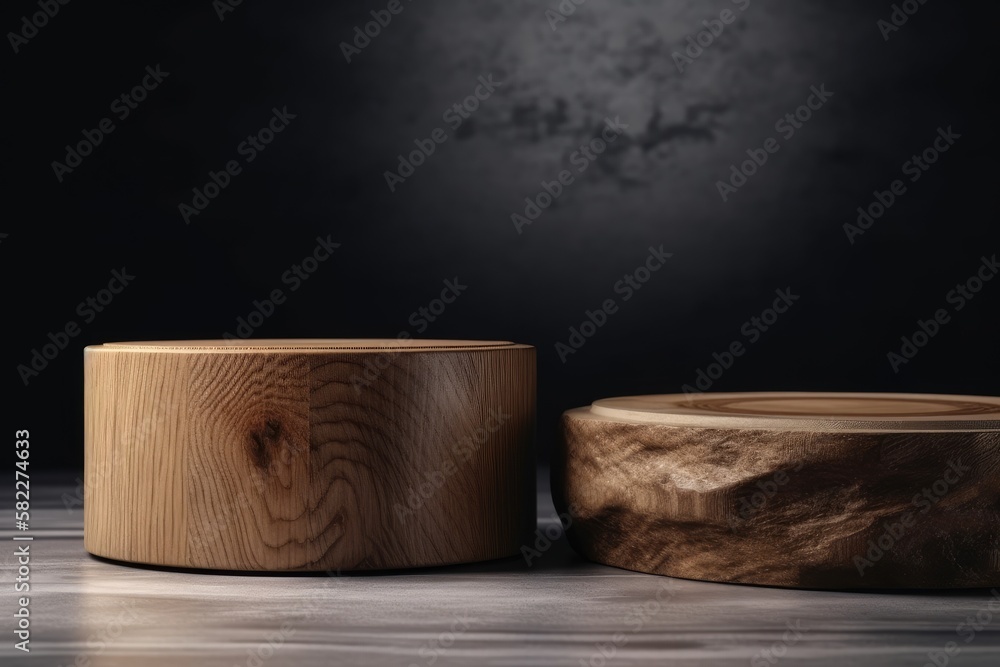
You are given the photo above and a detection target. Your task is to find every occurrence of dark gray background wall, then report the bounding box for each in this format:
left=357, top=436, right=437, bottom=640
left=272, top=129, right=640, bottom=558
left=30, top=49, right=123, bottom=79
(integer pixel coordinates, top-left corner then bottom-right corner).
left=5, top=0, right=997, bottom=469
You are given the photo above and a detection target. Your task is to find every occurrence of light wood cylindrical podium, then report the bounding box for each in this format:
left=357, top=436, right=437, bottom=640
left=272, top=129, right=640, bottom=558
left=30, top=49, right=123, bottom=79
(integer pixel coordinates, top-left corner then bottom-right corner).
left=85, top=339, right=536, bottom=571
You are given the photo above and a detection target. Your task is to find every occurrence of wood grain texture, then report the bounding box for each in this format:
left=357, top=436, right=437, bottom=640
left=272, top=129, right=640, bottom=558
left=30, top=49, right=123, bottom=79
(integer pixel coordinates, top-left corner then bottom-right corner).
left=554, top=392, right=1000, bottom=589
left=84, top=339, right=536, bottom=571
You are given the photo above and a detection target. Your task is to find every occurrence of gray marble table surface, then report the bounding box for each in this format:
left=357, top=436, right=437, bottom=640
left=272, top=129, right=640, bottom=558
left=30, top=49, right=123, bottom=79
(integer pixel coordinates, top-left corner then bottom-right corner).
left=2, top=472, right=998, bottom=666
